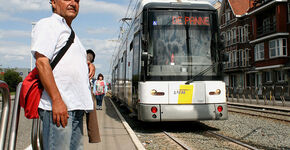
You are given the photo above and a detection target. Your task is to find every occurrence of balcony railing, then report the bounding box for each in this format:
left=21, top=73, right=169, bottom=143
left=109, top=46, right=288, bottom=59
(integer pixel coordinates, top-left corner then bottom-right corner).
left=252, top=0, right=273, bottom=8
left=257, top=22, right=276, bottom=37
left=226, top=85, right=289, bottom=107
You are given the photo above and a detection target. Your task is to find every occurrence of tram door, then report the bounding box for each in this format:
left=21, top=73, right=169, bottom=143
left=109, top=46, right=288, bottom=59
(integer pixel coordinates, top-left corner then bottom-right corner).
left=132, top=32, right=141, bottom=107
left=123, top=51, right=127, bottom=104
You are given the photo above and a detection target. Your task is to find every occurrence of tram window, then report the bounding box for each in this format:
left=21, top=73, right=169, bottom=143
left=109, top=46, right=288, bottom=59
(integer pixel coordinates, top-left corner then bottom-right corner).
left=130, top=41, right=133, bottom=51
left=133, top=33, right=140, bottom=76
left=146, top=11, right=218, bottom=77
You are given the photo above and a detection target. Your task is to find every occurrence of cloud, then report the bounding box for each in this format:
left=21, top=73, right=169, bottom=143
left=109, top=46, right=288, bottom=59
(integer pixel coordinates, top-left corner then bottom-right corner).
left=0, top=0, right=126, bottom=16
left=80, top=0, right=127, bottom=16
left=81, top=38, right=118, bottom=57
left=94, top=64, right=102, bottom=69
left=86, top=27, right=115, bottom=35
left=3, top=55, right=25, bottom=61
left=0, top=0, right=50, bottom=12
left=0, top=41, right=30, bottom=56
left=0, top=12, right=31, bottom=23
left=0, top=30, right=30, bottom=39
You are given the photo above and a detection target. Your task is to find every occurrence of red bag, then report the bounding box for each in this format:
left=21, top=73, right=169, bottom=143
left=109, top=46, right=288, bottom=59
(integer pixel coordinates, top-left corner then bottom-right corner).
left=19, top=68, right=43, bottom=119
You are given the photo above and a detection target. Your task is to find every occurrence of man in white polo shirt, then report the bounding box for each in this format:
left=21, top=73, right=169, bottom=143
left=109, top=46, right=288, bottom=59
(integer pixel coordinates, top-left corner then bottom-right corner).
left=31, top=0, right=94, bottom=149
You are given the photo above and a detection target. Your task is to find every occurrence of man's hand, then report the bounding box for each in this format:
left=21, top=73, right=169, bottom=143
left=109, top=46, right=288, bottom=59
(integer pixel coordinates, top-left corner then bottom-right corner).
left=52, top=98, right=69, bottom=127
left=35, top=52, right=68, bottom=128
left=88, top=61, right=95, bottom=79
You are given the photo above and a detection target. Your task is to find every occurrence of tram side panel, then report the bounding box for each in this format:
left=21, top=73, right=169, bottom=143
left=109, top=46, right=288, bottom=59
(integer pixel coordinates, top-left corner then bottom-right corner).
left=125, top=47, right=134, bottom=110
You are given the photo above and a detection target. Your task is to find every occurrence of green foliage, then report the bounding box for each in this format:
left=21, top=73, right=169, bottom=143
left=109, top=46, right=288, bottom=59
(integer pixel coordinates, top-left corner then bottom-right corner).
left=3, top=69, right=22, bottom=92
left=0, top=68, right=4, bottom=80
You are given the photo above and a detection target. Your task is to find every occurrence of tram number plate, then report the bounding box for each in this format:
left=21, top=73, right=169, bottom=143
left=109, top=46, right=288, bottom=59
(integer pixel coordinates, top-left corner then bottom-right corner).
left=178, top=85, right=193, bottom=104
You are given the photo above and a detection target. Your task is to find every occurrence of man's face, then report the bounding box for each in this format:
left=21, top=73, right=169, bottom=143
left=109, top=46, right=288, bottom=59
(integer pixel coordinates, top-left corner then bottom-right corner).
left=51, top=0, right=79, bottom=21
left=87, top=53, right=94, bottom=63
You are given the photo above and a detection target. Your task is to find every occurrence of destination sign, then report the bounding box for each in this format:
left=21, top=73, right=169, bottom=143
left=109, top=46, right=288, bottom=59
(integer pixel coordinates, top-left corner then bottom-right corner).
left=172, top=16, right=210, bottom=26
left=150, top=12, right=211, bottom=26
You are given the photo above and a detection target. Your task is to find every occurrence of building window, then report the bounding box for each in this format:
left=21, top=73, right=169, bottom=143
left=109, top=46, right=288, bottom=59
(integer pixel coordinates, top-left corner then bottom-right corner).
left=221, top=32, right=226, bottom=43
left=228, top=52, right=231, bottom=68
left=288, top=3, right=290, bottom=22
left=222, top=14, right=225, bottom=25
left=232, top=28, right=237, bottom=44
left=233, top=50, right=237, bottom=67
left=230, top=75, right=237, bottom=87
left=255, top=73, right=262, bottom=87
left=276, top=70, right=285, bottom=82
left=239, top=26, right=244, bottom=43
left=225, top=11, right=231, bottom=24
left=227, top=30, right=231, bottom=46
left=254, top=43, right=264, bottom=61
left=236, top=27, right=240, bottom=43
left=269, top=38, right=287, bottom=58
left=246, top=49, right=249, bottom=66
left=244, top=25, right=249, bottom=42
left=265, top=71, right=272, bottom=82
left=263, top=18, right=271, bottom=33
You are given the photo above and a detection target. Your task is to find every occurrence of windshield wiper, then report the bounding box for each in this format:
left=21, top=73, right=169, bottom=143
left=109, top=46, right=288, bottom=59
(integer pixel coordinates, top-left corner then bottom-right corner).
left=185, top=62, right=219, bottom=84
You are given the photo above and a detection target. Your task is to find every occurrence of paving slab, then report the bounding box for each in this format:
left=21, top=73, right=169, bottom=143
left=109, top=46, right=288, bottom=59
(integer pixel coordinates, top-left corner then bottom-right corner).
left=83, top=97, right=137, bottom=150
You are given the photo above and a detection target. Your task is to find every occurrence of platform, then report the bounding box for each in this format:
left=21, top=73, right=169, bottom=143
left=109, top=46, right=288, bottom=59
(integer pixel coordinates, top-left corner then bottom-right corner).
left=83, top=96, right=138, bottom=150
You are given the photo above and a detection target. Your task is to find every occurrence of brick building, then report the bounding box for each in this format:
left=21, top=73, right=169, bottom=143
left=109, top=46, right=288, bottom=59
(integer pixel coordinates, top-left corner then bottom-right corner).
left=219, top=0, right=252, bottom=88
left=248, top=0, right=290, bottom=97
left=219, top=0, right=290, bottom=98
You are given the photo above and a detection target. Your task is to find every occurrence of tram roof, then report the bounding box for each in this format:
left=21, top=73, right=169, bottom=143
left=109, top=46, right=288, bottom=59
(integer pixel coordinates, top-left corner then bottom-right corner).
left=136, top=0, right=215, bottom=15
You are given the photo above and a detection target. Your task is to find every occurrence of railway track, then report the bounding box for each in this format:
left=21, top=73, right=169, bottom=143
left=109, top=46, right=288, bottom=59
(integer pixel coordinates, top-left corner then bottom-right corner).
left=206, top=131, right=258, bottom=150
left=163, top=130, right=259, bottom=150
left=163, top=131, right=192, bottom=150
left=111, top=98, right=289, bottom=149
left=228, top=104, right=290, bottom=122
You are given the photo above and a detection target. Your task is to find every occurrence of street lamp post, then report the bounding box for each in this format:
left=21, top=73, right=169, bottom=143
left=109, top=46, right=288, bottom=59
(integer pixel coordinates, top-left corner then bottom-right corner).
left=31, top=22, right=36, bottom=71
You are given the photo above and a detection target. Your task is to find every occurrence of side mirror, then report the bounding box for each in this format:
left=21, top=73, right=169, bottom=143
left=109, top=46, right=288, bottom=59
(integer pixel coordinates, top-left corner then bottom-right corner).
left=141, top=52, right=148, bottom=60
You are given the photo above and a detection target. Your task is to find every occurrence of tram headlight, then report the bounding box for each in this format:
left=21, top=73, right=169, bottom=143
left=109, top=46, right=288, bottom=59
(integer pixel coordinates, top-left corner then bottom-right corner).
left=151, top=89, right=157, bottom=95
left=209, top=89, right=221, bottom=95
left=151, top=89, right=165, bottom=96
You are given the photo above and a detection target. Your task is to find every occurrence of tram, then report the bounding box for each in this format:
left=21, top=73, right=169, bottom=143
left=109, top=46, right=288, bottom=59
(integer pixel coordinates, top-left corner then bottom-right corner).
left=111, top=0, right=228, bottom=122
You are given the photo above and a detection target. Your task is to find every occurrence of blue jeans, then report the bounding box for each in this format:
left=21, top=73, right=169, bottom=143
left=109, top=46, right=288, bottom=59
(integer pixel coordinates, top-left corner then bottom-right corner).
left=38, top=109, right=84, bottom=150
left=96, top=94, right=105, bottom=107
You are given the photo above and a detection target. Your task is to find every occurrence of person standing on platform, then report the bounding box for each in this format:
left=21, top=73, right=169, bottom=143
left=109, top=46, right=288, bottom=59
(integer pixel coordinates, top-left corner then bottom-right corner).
left=32, top=0, right=95, bottom=149
left=93, top=73, right=107, bottom=110
left=86, top=49, right=101, bottom=143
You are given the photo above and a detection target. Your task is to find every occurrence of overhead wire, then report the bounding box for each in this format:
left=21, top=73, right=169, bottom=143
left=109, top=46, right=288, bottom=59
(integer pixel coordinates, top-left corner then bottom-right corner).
left=108, top=0, right=137, bottom=78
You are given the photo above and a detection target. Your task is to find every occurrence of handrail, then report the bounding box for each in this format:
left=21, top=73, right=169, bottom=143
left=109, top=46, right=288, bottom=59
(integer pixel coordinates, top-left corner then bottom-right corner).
left=8, top=82, right=22, bottom=150
left=31, top=119, right=40, bottom=150
left=0, top=80, right=11, bottom=150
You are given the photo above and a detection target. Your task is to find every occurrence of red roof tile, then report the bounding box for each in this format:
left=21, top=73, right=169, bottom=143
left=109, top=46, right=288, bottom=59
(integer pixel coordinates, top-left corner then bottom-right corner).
left=228, top=0, right=250, bottom=16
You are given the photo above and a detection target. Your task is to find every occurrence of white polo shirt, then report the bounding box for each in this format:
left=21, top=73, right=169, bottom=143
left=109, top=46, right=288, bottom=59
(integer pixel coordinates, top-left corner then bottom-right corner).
left=31, top=13, right=93, bottom=111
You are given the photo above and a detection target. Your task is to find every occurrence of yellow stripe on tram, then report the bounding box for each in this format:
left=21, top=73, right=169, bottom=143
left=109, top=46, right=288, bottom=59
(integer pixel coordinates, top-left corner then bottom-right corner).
left=178, top=85, right=194, bottom=104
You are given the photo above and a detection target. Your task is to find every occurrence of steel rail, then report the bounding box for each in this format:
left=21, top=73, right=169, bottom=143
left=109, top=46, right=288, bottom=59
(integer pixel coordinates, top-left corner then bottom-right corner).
left=228, top=105, right=290, bottom=116
left=0, top=80, right=11, bottom=150
left=8, top=82, right=22, bottom=150
left=163, top=131, right=192, bottom=150
left=207, top=131, right=259, bottom=150
left=228, top=108, right=290, bottom=123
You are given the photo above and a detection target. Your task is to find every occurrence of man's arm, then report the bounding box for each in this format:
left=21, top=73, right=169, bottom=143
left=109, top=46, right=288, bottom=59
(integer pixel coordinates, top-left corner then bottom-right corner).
left=88, top=61, right=95, bottom=79
left=35, top=52, right=68, bottom=128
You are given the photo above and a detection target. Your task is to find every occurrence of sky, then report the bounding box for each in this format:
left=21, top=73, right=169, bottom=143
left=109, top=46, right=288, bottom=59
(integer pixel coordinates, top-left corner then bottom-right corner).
left=0, top=0, right=215, bottom=81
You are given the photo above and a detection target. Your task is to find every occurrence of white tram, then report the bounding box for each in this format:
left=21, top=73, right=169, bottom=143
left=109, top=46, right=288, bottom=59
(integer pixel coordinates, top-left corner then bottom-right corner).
left=111, top=0, right=228, bottom=122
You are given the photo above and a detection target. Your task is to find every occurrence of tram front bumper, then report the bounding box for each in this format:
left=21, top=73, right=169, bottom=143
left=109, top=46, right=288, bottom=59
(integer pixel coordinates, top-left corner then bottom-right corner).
left=137, top=103, right=228, bottom=122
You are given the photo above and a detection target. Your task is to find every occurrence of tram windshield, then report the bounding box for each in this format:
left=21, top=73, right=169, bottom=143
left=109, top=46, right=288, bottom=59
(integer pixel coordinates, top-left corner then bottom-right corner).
left=147, top=10, right=220, bottom=79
